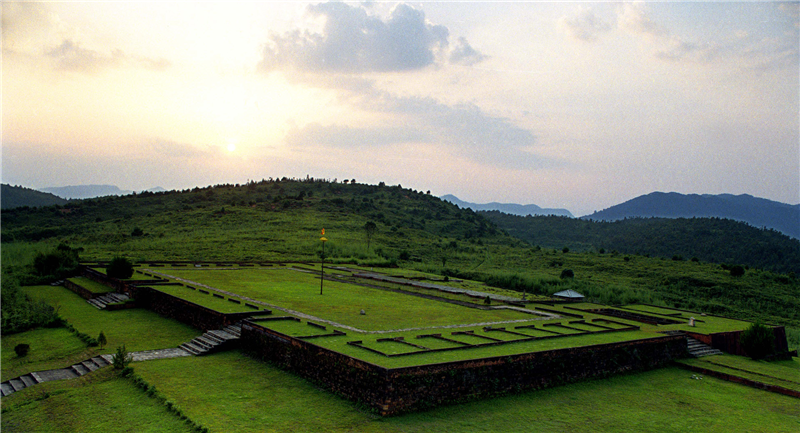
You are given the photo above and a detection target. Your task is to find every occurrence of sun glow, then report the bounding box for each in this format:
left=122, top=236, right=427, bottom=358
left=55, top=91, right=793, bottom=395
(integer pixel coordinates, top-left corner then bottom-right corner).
left=226, top=138, right=238, bottom=153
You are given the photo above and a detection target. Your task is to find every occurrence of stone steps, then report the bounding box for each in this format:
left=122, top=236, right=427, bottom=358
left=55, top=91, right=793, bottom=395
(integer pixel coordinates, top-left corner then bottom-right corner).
left=87, top=293, right=130, bottom=310
left=179, top=325, right=241, bottom=356
left=687, top=337, right=724, bottom=357
left=0, top=356, right=111, bottom=397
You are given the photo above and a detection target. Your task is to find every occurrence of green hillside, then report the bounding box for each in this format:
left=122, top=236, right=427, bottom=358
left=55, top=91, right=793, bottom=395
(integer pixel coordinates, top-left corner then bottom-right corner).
left=1, top=184, right=69, bottom=209
left=482, top=212, right=800, bottom=275
left=2, top=178, right=798, bottom=336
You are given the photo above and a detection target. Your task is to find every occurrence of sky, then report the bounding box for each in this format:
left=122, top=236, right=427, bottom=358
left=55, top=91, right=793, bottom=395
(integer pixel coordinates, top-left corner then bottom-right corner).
left=2, top=1, right=798, bottom=216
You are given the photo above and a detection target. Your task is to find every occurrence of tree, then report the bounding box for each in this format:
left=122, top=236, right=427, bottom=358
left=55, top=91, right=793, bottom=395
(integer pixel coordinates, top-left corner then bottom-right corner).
left=98, top=331, right=107, bottom=349
left=364, top=221, right=377, bottom=251
left=107, top=257, right=134, bottom=279
left=112, top=344, right=133, bottom=369
left=739, top=322, right=775, bottom=360
left=560, top=269, right=574, bottom=279
left=730, top=265, right=745, bottom=277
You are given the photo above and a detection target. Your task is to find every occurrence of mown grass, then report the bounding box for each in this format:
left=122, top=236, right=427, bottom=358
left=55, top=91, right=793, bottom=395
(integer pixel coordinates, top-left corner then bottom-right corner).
left=1, top=327, right=89, bottom=381
left=152, top=285, right=259, bottom=313
left=22, top=285, right=199, bottom=353
left=1, top=368, right=193, bottom=433
left=677, top=355, right=800, bottom=392
left=131, top=351, right=800, bottom=433
left=151, top=267, right=535, bottom=330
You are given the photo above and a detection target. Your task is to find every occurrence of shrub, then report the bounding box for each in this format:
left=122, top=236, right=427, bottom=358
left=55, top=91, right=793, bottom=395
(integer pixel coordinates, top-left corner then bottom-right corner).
left=107, top=257, right=134, bottom=279
left=14, top=343, right=30, bottom=357
left=730, top=265, right=745, bottom=277
left=484, top=296, right=491, bottom=305
left=739, top=322, right=775, bottom=360
left=112, top=344, right=133, bottom=369
left=560, top=269, right=574, bottom=279
left=98, top=331, right=107, bottom=349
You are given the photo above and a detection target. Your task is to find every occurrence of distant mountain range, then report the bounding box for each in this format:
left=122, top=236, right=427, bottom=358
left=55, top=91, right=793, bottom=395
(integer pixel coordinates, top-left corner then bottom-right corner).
left=582, top=192, right=799, bottom=239
left=1, top=184, right=68, bottom=209
left=38, top=184, right=166, bottom=200
left=441, top=194, right=573, bottom=217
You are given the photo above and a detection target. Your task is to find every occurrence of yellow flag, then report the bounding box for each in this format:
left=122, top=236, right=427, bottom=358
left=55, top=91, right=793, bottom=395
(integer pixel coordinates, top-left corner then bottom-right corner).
left=321, top=228, right=325, bottom=235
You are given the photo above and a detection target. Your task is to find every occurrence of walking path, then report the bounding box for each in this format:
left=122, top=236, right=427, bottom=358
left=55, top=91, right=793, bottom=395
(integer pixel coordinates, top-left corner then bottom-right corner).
left=1, top=325, right=240, bottom=398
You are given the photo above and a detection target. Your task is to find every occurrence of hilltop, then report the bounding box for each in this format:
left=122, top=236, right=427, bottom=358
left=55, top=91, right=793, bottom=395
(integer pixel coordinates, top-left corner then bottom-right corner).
left=583, top=192, right=800, bottom=239
left=1, top=184, right=69, bottom=209
left=482, top=212, right=800, bottom=275
left=2, top=178, right=799, bottom=336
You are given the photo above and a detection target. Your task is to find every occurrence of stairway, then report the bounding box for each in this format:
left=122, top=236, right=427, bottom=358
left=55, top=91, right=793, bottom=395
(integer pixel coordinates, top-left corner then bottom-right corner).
left=179, top=324, right=241, bottom=356
left=1, top=356, right=110, bottom=397
left=87, top=293, right=130, bottom=309
left=687, top=337, right=723, bottom=357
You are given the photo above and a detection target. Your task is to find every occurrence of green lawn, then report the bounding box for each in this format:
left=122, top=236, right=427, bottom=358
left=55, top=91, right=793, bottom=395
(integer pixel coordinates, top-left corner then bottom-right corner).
left=22, top=285, right=200, bottom=353
left=152, top=284, right=260, bottom=313
left=1, top=327, right=90, bottom=381
left=1, top=369, right=193, bottom=433
left=149, top=267, right=536, bottom=330
left=130, top=351, right=800, bottom=433
left=677, top=354, right=800, bottom=392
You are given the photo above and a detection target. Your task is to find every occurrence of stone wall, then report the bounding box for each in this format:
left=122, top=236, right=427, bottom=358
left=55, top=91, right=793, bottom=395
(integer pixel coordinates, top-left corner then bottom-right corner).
left=137, top=287, right=259, bottom=331
left=241, top=320, right=687, bottom=416
left=63, top=278, right=99, bottom=300
left=686, top=327, right=790, bottom=357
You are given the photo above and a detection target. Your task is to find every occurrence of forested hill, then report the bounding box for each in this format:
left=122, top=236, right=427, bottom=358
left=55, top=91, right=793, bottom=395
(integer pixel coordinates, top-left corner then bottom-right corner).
left=1, top=184, right=69, bottom=209
left=482, top=211, right=800, bottom=275
left=1, top=178, right=511, bottom=262
left=583, top=192, right=799, bottom=239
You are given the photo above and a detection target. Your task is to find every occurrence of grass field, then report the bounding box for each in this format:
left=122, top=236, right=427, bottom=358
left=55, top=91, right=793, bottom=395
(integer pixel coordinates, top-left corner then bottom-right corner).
left=128, top=351, right=800, bottom=433
left=1, top=369, right=193, bottom=433
left=677, top=355, right=800, bottom=393
left=22, top=285, right=200, bottom=353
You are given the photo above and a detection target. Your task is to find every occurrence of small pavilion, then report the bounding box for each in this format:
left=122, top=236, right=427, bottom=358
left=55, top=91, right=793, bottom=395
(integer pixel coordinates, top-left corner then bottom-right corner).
left=552, top=289, right=585, bottom=301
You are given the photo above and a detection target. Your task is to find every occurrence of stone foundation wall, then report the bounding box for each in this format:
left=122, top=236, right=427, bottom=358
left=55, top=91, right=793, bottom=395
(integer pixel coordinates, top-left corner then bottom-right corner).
left=63, top=279, right=98, bottom=300
left=137, top=287, right=258, bottom=331
left=241, top=320, right=687, bottom=416
left=686, top=327, right=789, bottom=357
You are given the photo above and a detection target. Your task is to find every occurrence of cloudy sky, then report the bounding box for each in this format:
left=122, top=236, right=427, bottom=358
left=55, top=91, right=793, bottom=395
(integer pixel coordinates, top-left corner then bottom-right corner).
left=3, top=1, right=798, bottom=215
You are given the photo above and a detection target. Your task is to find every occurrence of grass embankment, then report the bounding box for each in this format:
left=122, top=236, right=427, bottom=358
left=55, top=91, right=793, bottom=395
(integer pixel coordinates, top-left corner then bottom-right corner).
left=22, top=285, right=199, bottom=354
left=1, top=369, right=193, bottom=433
left=129, top=351, right=800, bottom=433
left=677, top=355, right=800, bottom=393
left=1, top=328, right=89, bottom=382
left=67, top=276, right=115, bottom=294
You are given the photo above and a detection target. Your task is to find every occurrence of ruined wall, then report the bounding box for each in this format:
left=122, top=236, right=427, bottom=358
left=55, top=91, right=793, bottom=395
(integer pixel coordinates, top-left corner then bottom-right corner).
left=241, top=321, right=687, bottom=416
left=137, top=287, right=256, bottom=331
left=686, top=327, right=789, bottom=357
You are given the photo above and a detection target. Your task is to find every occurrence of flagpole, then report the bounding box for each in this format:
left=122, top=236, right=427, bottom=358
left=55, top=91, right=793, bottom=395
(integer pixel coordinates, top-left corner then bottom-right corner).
left=320, top=229, right=327, bottom=295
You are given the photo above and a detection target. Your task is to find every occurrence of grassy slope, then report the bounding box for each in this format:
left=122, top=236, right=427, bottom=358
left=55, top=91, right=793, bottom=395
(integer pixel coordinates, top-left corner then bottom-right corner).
left=2, top=180, right=798, bottom=346
left=132, top=351, right=799, bottom=433
left=1, top=369, right=193, bottom=433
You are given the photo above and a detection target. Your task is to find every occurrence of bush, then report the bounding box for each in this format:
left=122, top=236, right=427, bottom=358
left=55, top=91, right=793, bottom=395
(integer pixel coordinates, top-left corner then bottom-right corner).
left=739, top=322, right=775, bottom=360
left=33, top=244, right=80, bottom=278
left=98, top=331, right=107, bottom=349
left=560, top=269, right=574, bottom=279
left=107, top=257, right=134, bottom=279
left=730, top=265, right=745, bottom=277
left=112, top=344, right=133, bottom=369
left=14, top=343, right=30, bottom=357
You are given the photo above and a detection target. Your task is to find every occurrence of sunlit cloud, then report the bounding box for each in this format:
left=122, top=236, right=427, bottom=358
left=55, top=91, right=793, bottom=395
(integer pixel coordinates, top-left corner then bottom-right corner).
left=558, top=6, right=612, bottom=42
left=259, top=2, right=485, bottom=73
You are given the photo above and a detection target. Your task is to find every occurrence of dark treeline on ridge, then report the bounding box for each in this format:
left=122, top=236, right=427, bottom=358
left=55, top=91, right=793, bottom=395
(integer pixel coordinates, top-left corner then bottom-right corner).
left=482, top=211, right=800, bottom=275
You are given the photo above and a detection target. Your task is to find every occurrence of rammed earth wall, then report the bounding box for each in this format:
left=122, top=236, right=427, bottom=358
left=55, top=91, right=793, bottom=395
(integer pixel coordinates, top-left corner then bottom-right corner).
left=241, top=320, right=687, bottom=416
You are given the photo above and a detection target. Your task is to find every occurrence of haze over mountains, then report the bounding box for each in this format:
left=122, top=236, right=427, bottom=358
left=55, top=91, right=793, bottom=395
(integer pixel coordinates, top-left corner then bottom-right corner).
left=582, top=192, right=800, bottom=239
left=441, top=195, right=573, bottom=218
left=38, top=185, right=165, bottom=200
